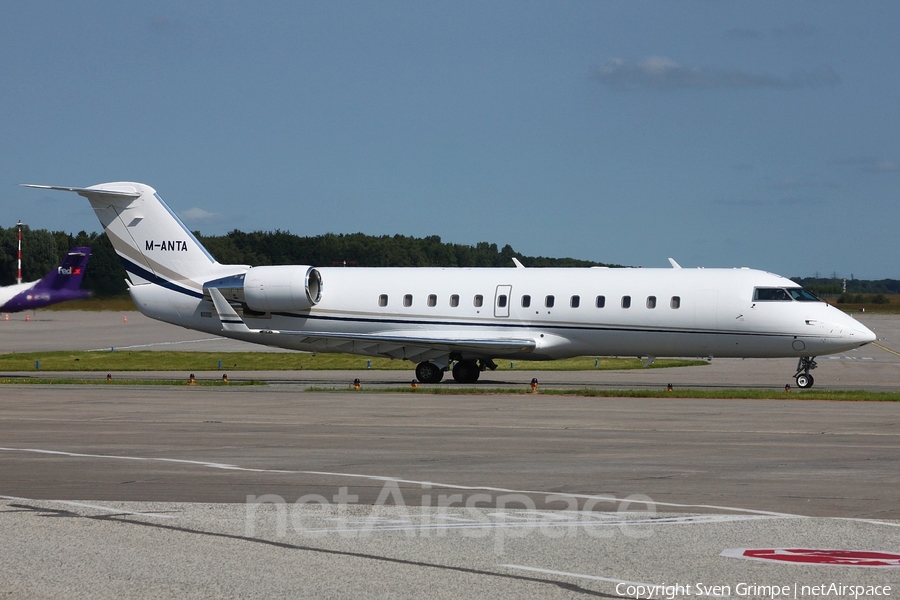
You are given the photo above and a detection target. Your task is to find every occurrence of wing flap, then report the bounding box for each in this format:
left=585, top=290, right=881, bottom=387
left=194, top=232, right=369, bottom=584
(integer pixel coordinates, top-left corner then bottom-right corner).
left=262, top=329, right=536, bottom=360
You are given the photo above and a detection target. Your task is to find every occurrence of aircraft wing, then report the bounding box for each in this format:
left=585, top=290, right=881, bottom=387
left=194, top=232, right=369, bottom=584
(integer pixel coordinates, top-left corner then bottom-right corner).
left=208, top=288, right=535, bottom=363
left=259, top=330, right=535, bottom=363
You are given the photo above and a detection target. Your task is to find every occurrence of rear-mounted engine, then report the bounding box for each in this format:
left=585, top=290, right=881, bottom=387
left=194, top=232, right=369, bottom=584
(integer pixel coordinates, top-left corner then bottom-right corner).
left=203, top=266, right=322, bottom=313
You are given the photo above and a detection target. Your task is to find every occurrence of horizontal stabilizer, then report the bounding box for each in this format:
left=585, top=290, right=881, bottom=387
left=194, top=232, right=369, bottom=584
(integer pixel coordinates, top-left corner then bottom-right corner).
left=21, top=184, right=140, bottom=200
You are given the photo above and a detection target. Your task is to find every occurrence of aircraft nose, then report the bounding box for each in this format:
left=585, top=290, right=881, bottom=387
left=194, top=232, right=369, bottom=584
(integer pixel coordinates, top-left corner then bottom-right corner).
left=826, top=309, right=876, bottom=347
left=856, top=323, right=877, bottom=345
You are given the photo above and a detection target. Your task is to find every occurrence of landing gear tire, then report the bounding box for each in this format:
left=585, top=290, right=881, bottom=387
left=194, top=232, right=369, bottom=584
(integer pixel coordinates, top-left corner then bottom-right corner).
left=452, top=360, right=480, bottom=384
left=415, top=361, right=444, bottom=384
left=793, top=356, right=818, bottom=389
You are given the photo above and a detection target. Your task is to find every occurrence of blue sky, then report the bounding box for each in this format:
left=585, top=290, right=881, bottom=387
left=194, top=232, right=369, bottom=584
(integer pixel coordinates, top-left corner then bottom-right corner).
left=3, top=1, right=898, bottom=279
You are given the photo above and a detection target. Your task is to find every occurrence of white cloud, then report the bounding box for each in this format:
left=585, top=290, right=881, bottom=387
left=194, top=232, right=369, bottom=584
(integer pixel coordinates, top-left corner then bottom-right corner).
left=773, top=22, right=818, bottom=40
left=595, top=57, right=839, bottom=90
left=724, top=28, right=763, bottom=40
left=179, top=207, right=223, bottom=224
left=770, top=178, right=839, bottom=191
left=829, top=156, right=900, bottom=173
left=871, top=160, right=900, bottom=173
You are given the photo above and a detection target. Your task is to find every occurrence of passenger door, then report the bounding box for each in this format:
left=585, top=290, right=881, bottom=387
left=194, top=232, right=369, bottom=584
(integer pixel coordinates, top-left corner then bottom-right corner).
left=494, top=285, right=512, bottom=318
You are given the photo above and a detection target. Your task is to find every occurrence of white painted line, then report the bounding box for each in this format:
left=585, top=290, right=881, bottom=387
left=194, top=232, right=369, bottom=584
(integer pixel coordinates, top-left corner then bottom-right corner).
left=88, top=338, right=228, bottom=351
left=0, top=495, right=176, bottom=519
left=0, top=447, right=296, bottom=473
left=0, top=446, right=807, bottom=518
left=301, top=513, right=774, bottom=534
left=4, top=445, right=899, bottom=528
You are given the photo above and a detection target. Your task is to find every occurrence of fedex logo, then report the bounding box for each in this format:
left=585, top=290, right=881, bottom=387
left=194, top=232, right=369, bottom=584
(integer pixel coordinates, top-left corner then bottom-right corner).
left=58, top=267, right=82, bottom=275
left=145, top=240, right=189, bottom=251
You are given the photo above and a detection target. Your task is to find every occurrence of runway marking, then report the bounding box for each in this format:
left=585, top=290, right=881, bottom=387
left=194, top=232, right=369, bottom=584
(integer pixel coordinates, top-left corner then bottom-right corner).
left=721, top=547, right=900, bottom=567
left=4, top=446, right=900, bottom=528
left=0, top=495, right=176, bottom=519
left=308, top=512, right=774, bottom=534
left=872, top=342, right=900, bottom=358
left=88, top=338, right=232, bottom=351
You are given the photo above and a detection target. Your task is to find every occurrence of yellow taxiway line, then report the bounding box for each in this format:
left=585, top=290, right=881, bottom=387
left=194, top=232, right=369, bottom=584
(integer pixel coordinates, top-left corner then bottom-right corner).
left=872, top=342, right=900, bottom=357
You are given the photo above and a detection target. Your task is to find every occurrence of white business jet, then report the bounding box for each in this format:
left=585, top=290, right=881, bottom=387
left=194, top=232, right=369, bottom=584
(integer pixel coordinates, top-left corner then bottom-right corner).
left=24, top=182, right=876, bottom=388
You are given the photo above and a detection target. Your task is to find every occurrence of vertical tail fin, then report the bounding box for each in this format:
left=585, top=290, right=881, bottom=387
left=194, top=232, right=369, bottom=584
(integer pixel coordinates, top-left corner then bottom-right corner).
left=31, top=247, right=91, bottom=292
left=23, top=182, right=243, bottom=299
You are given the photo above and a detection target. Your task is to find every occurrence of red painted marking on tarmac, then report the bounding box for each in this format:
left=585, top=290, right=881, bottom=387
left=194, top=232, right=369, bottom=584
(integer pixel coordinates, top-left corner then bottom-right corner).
left=723, top=548, right=900, bottom=567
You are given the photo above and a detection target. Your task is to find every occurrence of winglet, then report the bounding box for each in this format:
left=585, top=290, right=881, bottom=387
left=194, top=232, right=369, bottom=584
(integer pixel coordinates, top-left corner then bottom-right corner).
left=667, top=258, right=682, bottom=269
left=208, top=288, right=251, bottom=333
left=512, top=257, right=525, bottom=269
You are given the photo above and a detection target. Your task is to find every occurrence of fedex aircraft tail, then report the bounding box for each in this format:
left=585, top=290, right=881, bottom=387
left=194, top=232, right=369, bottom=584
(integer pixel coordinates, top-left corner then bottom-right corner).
left=0, top=246, right=92, bottom=312
left=32, top=247, right=91, bottom=292
left=22, top=183, right=244, bottom=301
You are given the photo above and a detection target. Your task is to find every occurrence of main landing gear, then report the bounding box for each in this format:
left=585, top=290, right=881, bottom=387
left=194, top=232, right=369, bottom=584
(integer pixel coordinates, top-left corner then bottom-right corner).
left=452, top=360, right=481, bottom=384
left=415, top=361, right=444, bottom=384
left=794, top=356, right=818, bottom=389
left=415, top=359, right=497, bottom=384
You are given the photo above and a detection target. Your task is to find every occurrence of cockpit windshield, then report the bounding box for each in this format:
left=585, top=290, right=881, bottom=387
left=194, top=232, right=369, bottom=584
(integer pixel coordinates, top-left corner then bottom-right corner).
left=753, top=287, right=821, bottom=302
left=787, top=287, right=821, bottom=301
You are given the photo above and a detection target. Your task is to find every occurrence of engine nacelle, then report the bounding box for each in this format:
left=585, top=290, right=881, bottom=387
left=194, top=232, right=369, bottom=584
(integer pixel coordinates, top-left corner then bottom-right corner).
left=243, top=265, right=323, bottom=313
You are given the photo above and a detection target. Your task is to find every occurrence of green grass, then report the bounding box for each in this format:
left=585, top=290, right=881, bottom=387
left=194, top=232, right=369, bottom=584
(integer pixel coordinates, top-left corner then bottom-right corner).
left=0, top=351, right=705, bottom=372
left=315, top=386, right=900, bottom=401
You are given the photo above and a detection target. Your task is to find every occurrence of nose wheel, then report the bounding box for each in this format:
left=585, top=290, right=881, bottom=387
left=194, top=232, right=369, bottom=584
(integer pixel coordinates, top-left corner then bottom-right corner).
left=794, top=356, right=817, bottom=389
left=795, top=373, right=814, bottom=388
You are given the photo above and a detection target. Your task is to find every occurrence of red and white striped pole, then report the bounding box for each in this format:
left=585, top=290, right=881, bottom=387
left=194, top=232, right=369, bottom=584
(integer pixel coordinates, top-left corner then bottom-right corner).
left=16, top=220, right=23, bottom=284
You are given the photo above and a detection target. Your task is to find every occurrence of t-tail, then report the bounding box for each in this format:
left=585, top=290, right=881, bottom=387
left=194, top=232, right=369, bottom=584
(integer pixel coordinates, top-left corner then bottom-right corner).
left=22, top=183, right=247, bottom=323
left=0, top=247, right=92, bottom=312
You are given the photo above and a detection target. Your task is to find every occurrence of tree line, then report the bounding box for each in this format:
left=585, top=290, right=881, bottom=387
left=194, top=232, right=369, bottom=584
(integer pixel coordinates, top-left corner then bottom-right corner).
left=0, top=226, right=615, bottom=297
left=3, top=224, right=896, bottom=299
left=790, top=276, right=900, bottom=297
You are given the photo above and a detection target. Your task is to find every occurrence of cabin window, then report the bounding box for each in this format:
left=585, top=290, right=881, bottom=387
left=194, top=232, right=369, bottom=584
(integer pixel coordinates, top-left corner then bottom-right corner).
left=753, top=288, right=792, bottom=301
left=427, top=294, right=437, bottom=307
left=474, top=295, right=483, bottom=308
left=595, top=295, right=606, bottom=308
left=646, top=296, right=657, bottom=309
left=621, top=295, right=631, bottom=309
left=570, top=295, right=580, bottom=308
left=545, top=295, right=555, bottom=308
left=378, top=294, right=388, bottom=307
left=521, top=295, right=531, bottom=308
left=497, top=295, right=508, bottom=308
left=670, top=296, right=681, bottom=309
left=450, top=294, right=459, bottom=307
left=403, top=294, right=413, bottom=307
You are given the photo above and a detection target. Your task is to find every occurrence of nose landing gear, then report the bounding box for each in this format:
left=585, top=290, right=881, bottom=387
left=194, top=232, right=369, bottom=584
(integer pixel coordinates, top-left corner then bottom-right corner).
left=794, top=356, right=818, bottom=389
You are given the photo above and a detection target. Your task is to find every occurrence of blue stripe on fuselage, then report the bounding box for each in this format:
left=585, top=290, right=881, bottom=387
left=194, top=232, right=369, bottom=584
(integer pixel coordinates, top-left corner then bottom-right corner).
left=118, top=255, right=204, bottom=299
